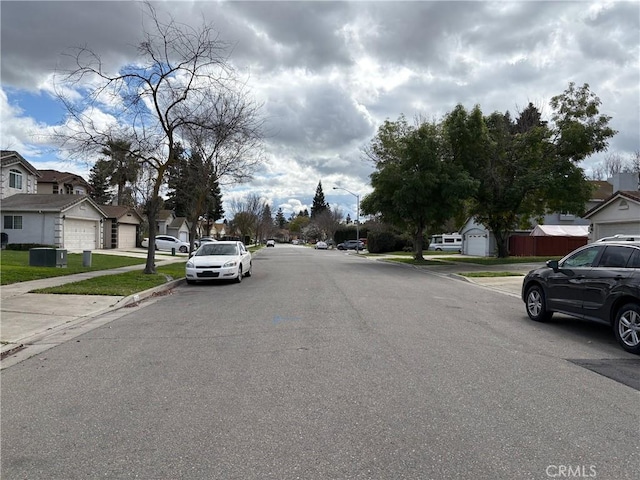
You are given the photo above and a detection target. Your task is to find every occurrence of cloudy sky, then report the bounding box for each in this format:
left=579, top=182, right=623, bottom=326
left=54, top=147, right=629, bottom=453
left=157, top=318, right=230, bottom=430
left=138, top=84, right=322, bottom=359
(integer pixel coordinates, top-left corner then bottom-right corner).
left=2, top=1, right=639, bottom=220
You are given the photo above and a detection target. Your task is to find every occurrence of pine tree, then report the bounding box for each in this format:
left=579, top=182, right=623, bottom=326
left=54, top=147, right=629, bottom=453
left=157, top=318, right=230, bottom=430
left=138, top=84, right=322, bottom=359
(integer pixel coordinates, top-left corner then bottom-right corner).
left=311, top=181, right=329, bottom=218
left=275, top=208, right=287, bottom=228
left=88, top=159, right=113, bottom=204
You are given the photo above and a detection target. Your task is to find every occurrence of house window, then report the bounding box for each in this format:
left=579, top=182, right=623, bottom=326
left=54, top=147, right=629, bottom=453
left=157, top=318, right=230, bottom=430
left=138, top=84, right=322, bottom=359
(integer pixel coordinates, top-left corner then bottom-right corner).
left=9, top=169, right=23, bottom=189
left=4, top=215, right=23, bottom=229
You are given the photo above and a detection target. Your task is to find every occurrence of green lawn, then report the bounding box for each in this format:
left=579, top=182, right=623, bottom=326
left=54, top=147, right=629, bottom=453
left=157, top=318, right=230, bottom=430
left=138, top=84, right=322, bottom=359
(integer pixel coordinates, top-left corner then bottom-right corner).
left=0, top=250, right=146, bottom=285
left=32, top=262, right=187, bottom=296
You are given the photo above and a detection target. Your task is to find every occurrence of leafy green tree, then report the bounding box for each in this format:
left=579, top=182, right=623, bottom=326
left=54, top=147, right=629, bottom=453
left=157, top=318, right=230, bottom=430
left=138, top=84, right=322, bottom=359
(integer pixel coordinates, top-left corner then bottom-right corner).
left=444, top=83, right=616, bottom=257
left=361, top=116, right=476, bottom=260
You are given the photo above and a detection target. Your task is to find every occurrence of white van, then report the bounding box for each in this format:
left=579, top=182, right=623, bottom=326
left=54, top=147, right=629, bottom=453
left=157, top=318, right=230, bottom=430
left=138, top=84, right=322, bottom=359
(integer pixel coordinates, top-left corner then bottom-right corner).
left=428, top=233, right=462, bottom=252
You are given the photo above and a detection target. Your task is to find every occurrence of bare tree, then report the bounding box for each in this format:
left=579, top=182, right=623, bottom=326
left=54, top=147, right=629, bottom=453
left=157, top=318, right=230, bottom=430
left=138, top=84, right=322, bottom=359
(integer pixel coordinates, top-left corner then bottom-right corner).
left=53, top=3, right=260, bottom=273
left=229, top=193, right=267, bottom=243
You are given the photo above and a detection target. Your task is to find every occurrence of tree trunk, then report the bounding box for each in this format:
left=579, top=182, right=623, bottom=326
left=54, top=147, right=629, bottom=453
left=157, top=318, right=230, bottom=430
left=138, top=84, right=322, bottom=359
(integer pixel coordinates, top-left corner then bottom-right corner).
left=413, top=225, right=425, bottom=261
left=144, top=197, right=161, bottom=274
left=494, top=229, right=510, bottom=258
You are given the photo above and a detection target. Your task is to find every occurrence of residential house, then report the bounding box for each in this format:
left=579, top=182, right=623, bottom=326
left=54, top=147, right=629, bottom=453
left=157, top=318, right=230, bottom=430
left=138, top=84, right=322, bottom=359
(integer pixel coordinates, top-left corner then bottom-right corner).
left=0, top=150, right=40, bottom=199
left=37, top=169, right=92, bottom=196
left=1, top=194, right=106, bottom=250
left=101, top=205, right=143, bottom=249
left=460, top=174, right=634, bottom=256
left=584, top=190, right=640, bottom=241
left=157, top=210, right=190, bottom=242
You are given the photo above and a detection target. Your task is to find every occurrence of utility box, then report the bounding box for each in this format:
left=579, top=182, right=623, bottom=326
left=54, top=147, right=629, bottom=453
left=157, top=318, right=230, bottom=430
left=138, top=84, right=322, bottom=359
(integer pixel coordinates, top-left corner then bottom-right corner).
left=82, top=250, right=92, bottom=267
left=29, top=248, right=68, bottom=267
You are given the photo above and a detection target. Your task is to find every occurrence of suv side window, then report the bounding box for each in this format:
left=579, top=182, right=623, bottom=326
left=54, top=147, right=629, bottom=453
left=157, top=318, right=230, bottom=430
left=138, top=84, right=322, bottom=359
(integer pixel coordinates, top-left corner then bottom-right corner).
left=628, top=249, right=640, bottom=268
left=562, top=246, right=602, bottom=268
left=597, top=246, right=633, bottom=268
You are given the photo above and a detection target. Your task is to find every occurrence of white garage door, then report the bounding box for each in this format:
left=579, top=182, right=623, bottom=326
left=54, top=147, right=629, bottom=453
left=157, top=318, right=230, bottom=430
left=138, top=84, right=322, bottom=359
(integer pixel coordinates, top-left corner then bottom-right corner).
left=118, top=224, right=137, bottom=248
left=596, top=222, right=640, bottom=239
left=179, top=231, right=188, bottom=242
left=64, top=219, right=97, bottom=251
left=466, top=235, right=486, bottom=256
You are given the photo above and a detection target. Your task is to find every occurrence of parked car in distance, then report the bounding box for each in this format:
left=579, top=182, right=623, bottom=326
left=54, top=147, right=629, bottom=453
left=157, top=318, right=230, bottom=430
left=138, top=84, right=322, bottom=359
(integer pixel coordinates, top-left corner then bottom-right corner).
left=337, top=240, right=364, bottom=250
left=266, top=239, right=276, bottom=247
left=195, top=237, right=217, bottom=247
left=141, top=235, right=190, bottom=253
left=315, top=241, right=328, bottom=250
left=522, top=241, right=640, bottom=354
left=428, top=233, right=462, bottom=252
left=185, top=241, right=252, bottom=284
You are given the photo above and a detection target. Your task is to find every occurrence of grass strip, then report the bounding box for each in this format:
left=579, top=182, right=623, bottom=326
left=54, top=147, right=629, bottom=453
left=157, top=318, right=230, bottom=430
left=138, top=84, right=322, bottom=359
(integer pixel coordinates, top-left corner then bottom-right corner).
left=386, top=257, right=445, bottom=266
left=0, top=251, right=146, bottom=285
left=32, top=262, right=186, bottom=296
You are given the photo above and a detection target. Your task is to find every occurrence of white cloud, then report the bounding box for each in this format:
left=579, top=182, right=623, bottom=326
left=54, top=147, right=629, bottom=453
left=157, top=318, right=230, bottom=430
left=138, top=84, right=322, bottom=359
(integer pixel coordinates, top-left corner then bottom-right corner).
left=1, top=0, right=638, bottom=219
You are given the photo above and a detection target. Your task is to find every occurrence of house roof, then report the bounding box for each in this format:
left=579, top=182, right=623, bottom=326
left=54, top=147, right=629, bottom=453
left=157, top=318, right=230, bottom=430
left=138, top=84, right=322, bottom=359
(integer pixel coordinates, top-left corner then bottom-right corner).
left=158, top=210, right=174, bottom=221
left=169, top=216, right=190, bottom=228
left=100, top=205, right=142, bottom=222
left=0, top=193, right=107, bottom=216
left=37, top=169, right=90, bottom=187
left=583, top=190, right=640, bottom=219
left=0, top=150, right=41, bottom=177
left=589, top=180, right=614, bottom=201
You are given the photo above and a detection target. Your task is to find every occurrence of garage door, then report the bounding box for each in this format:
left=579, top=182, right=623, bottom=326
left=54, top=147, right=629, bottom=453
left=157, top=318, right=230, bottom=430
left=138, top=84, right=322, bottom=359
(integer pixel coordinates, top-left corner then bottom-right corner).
left=466, top=235, right=486, bottom=256
left=118, top=224, right=137, bottom=248
left=596, top=222, right=640, bottom=239
left=64, top=219, right=97, bottom=251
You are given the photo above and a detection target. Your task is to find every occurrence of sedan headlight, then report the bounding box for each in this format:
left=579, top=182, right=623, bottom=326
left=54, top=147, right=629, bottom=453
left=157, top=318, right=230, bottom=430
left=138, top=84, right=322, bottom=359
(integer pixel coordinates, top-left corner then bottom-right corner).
left=186, top=261, right=194, bottom=268
left=223, top=259, right=238, bottom=268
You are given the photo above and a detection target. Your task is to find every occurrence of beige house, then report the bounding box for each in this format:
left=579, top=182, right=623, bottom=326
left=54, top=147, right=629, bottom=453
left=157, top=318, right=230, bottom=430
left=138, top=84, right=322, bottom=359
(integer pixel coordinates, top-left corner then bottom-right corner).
left=584, top=190, right=640, bottom=241
left=36, top=169, right=91, bottom=196
left=101, top=205, right=143, bottom=249
left=0, top=150, right=40, bottom=199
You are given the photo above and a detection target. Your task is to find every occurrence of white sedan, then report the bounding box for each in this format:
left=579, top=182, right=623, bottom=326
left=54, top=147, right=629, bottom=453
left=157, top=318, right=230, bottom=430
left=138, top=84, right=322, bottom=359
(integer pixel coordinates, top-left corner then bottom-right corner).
left=185, top=241, right=252, bottom=284
left=141, top=235, right=190, bottom=253
left=315, top=241, right=328, bottom=249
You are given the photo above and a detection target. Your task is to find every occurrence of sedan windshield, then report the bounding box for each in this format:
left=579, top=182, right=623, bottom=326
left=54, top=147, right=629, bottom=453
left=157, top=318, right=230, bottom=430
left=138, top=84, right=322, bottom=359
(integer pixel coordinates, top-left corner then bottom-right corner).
left=197, top=244, right=238, bottom=256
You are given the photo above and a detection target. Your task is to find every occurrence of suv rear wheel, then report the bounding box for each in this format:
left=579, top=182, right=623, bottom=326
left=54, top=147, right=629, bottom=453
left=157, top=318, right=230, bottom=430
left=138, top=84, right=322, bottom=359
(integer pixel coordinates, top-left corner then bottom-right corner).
left=614, top=303, right=640, bottom=355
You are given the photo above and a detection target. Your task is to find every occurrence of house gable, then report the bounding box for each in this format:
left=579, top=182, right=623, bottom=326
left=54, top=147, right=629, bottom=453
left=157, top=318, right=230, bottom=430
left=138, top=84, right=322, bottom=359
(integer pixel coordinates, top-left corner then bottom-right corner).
left=0, top=151, right=41, bottom=199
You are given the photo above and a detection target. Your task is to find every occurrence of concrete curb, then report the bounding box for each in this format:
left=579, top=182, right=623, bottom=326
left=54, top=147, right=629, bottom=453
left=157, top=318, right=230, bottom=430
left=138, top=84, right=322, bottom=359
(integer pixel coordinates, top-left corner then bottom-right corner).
left=0, top=278, right=185, bottom=360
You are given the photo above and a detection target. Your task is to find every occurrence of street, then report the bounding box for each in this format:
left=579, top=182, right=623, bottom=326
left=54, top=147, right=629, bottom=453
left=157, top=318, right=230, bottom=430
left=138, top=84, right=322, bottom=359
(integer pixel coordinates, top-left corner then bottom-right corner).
left=1, top=244, right=638, bottom=479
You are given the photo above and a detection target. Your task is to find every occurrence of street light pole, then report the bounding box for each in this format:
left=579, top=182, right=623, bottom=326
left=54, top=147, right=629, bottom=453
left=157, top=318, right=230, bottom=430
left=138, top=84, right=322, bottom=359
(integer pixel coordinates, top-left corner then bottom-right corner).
left=333, top=186, right=361, bottom=254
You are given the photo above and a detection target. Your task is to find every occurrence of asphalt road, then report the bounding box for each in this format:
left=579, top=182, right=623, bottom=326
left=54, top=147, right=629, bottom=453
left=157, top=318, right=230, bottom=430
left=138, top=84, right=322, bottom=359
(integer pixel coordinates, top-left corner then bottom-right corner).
left=1, top=244, right=638, bottom=479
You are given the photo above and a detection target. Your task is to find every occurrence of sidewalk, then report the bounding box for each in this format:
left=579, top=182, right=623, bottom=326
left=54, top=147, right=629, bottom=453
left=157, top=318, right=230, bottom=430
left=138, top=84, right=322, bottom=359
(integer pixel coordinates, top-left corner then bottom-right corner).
left=1, top=250, right=187, bottom=358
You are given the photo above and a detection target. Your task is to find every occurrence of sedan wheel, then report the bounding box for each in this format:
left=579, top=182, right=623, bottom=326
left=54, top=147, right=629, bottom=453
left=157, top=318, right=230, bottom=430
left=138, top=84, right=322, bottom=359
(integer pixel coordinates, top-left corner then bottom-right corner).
left=179, top=246, right=188, bottom=253
left=614, top=303, right=640, bottom=354
left=235, top=266, right=243, bottom=283
left=525, top=285, right=553, bottom=322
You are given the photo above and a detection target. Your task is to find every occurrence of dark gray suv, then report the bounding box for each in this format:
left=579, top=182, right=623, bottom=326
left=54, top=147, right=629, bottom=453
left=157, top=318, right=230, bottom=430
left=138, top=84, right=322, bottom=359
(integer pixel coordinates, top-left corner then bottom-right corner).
left=522, top=241, right=640, bottom=354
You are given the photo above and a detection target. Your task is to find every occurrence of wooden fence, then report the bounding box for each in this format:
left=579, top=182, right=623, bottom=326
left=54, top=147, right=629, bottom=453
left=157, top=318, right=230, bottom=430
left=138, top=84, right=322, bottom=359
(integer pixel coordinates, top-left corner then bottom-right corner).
left=509, top=236, right=587, bottom=257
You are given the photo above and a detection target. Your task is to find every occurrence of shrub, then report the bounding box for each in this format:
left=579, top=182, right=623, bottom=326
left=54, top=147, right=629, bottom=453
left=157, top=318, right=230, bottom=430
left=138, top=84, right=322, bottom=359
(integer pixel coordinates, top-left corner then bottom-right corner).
left=367, top=231, right=408, bottom=253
